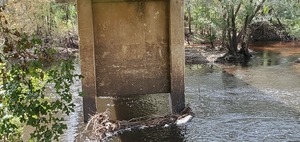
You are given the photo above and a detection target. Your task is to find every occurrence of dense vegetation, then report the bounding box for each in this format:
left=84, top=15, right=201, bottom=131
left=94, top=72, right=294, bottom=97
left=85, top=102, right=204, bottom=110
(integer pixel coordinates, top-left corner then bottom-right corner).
left=185, top=0, right=300, bottom=63
left=3, top=0, right=77, bottom=48
left=0, top=0, right=79, bottom=141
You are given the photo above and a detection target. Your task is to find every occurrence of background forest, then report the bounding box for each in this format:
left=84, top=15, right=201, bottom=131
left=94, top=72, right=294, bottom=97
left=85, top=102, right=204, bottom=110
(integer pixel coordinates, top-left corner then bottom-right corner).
left=0, top=0, right=299, bottom=141
left=185, top=0, right=300, bottom=44
left=185, top=0, right=300, bottom=62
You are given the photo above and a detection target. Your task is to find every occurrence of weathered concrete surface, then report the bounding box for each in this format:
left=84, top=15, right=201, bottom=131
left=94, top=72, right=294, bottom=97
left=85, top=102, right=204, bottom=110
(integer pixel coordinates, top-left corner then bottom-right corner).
left=169, top=0, right=185, bottom=113
left=78, top=0, right=185, bottom=121
left=77, top=0, right=97, bottom=122
left=93, top=1, right=170, bottom=96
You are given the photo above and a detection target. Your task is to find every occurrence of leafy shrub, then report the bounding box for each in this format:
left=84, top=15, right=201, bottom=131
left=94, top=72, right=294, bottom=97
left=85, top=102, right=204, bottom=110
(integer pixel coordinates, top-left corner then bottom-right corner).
left=0, top=7, right=81, bottom=141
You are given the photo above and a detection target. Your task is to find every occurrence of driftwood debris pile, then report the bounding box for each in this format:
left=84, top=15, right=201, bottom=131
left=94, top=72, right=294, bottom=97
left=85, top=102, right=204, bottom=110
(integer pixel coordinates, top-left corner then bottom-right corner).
left=82, top=106, right=194, bottom=140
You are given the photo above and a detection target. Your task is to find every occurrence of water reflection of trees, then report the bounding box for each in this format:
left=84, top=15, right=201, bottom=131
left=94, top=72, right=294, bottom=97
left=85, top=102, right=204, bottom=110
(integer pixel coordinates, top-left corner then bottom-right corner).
left=262, top=51, right=279, bottom=66
left=96, top=94, right=169, bottom=121
left=248, top=51, right=280, bottom=67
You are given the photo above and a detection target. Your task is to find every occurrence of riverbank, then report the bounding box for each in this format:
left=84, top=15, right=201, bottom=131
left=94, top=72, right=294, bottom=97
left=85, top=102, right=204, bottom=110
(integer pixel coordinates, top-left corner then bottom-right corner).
left=186, top=41, right=300, bottom=65
left=185, top=44, right=227, bottom=64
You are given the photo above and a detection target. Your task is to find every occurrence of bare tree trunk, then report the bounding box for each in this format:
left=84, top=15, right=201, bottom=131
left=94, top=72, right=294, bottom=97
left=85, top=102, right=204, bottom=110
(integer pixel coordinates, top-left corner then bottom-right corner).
left=231, top=7, right=238, bottom=55
left=221, top=29, right=226, bottom=48
left=221, top=11, right=227, bottom=48
left=185, top=0, right=192, bottom=45
left=237, top=0, right=266, bottom=42
left=238, top=14, right=252, bottom=60
left=217, top=0, right=266, bottom=63
left=227, top=16, right=234, bottom=55
left=187, top=4, right=192, bottom=34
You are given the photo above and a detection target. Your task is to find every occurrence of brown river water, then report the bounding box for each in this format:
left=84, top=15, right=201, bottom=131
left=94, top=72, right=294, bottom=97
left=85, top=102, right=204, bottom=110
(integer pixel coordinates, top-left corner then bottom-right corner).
left=60, top=42, right=300, bottom=142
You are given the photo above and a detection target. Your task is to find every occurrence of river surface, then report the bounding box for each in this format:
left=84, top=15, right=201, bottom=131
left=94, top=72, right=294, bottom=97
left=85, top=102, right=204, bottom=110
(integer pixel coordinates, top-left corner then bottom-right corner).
left=61, top=42, right=300, bottom=142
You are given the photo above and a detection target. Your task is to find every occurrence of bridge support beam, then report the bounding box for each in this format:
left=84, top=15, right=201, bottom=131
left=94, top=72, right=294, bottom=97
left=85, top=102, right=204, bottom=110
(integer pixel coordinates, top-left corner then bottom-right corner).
left=77, top=0, right=185, bottom=122
left=169, top=0, right=185, bottom=113
left=77, top=0, right=97, bottom=122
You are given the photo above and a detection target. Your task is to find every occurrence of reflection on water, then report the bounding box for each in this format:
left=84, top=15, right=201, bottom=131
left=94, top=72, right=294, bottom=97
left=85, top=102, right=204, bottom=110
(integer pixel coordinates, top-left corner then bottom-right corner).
left=249, top=51, right=281, bottom=66
left=62, top=42, right=300, bottom=141
left=96, top=94, right=170, bottom=121
left=249, top=41, right=300, bottom=67
left=292, top=63, right=300, bottom=74
left=114, top=125, right=185, bottom=142
left=185, top=64, right=300, bottom=141
left=250, top=41, right=300, bottom=56
left=185, top=42, right=300, bottom=141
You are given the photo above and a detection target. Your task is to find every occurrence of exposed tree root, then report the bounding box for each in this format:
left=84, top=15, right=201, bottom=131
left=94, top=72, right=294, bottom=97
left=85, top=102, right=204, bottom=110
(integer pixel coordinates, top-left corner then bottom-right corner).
left=215, top=52, right=252, bottom=65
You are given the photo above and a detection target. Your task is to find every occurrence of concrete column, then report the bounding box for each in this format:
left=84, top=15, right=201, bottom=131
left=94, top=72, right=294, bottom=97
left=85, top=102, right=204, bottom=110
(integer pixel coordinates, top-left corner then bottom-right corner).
left=77, top=0, right=97, bottom=122
left=169, top=0, right=185, bottom=113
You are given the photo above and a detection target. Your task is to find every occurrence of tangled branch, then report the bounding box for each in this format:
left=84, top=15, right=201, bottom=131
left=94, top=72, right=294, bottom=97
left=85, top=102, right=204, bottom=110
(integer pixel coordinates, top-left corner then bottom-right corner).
left=82, top=106, right=194, bottom=141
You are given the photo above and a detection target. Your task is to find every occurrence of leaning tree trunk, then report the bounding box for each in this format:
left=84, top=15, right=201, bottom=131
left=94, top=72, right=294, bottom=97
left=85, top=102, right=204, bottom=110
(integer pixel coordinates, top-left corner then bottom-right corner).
left=238, top=15, right=252, bottom=60
left=227, top=17, right=234, bottom=55
left=231, top=14, right=238, bottom=55
left=216, top=0, right=266, bottom=63
left=187, top=5, right=192, bottom=34
left=227, top=7, right=238, bottom=56
left=238, top=0, right=266, bottom=60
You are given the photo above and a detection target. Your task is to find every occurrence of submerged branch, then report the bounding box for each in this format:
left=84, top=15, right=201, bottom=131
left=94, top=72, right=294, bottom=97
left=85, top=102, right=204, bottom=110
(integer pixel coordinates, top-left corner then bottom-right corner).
left=82, top=106, right=194, bottom=141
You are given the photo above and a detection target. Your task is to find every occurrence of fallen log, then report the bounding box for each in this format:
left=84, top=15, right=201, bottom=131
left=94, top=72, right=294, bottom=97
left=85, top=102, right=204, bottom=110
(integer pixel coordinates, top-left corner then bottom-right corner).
left=81, top=105, right=194, bottom=141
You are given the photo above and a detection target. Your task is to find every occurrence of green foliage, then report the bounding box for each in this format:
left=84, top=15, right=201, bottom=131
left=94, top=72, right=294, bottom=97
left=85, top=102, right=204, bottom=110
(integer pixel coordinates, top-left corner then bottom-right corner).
left=186, top=0, right=300, bottom=45
left=287, top=17, right=300, bottom=38
left=3, top=0, right=77, bottom=45
left=185, top=0, right=223, bottom=44
left=0, top=9, right=81, bottom=141
left=51, top=2, right=77, bottom=30
left=270, top=0, right=300, bottom=38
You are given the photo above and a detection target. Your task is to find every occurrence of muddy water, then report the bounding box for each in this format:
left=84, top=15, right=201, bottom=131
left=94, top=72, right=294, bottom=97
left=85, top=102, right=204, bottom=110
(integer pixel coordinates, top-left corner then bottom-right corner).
left=185, top=42, right=300, bottom=141
left=62, top=42, right=300, bottom=141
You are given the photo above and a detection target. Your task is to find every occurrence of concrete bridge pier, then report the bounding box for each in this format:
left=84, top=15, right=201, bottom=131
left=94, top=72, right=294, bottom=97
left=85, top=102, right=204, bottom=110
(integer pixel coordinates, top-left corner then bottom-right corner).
left=77, top=0, right=185, bottom=122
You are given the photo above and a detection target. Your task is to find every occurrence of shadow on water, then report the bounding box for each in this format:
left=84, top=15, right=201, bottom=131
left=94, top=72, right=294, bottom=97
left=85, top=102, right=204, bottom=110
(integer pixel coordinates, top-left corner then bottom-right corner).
left=116, top=125, right=185, bottom=142
left=97, top=94, right=169, bottom=121
left=184, top=42, right=300, bottom=141
left=185, top=63, right=300, bottom=141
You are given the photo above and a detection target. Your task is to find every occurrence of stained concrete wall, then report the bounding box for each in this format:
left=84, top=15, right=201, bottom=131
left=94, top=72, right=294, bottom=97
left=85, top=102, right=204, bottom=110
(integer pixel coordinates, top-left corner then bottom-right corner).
left=93, top=1, right=170, bottom=96
left=78, top=0, right=185, bottom=121
left=0, top=0, right=8, bottom=7
left=77, top=0, right=97, bottom=121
